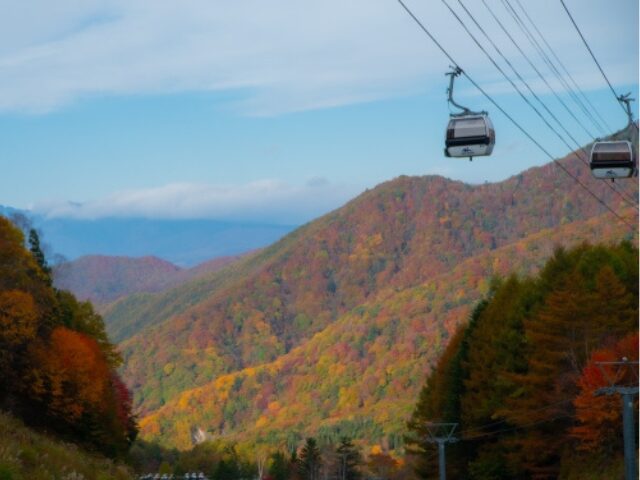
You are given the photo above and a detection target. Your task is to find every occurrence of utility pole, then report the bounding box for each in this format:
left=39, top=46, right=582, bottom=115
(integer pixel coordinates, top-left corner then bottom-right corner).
left=594, top=358, right=639, bottom=480
left=424, top=423, right=458, bottom=480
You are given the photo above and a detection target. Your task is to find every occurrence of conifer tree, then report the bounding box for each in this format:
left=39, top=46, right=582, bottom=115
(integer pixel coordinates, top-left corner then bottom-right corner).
left=334, top=437, right=362, bottom=480
left=296, top=438, right=322, bottom=480
left=28, top=228, right=52, bottom=285
left=503, top=250, right=637, bottom=477
left=268, top=451, right=290, bottom=480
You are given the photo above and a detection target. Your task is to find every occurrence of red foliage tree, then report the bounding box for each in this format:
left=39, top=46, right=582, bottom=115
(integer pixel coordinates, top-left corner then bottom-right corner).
left=571, top=332, right=639, bottom=453
left=28, top=327, right=109, bottom=421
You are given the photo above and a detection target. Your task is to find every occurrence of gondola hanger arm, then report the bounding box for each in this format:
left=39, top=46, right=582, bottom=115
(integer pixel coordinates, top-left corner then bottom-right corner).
left=445, top=66, right=486, bottom=117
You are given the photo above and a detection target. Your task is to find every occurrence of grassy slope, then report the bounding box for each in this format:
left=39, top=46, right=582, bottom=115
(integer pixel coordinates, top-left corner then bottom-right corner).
left=138, top=207, right=637, bottom=449
left=0, top=411, right=133, bottom=480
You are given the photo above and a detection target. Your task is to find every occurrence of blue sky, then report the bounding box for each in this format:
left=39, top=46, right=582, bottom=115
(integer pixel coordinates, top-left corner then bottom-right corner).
left=1, top=0, right=637, bottom=224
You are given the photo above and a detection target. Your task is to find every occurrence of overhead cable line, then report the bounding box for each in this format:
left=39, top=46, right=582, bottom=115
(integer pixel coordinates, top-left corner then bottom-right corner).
left=509, top=0, right=609, bottom=136
left=441, top=0, right=638, bottom=213
left=558, top=0, right=639, bottom=132
left=458, top=399, right=610, bottom=442
left=395, top=0, right=635, bottom=230
left=462, top=413, right=572, bottom=441
left=483, top=0, right=637, bottom=207
left=455, top=0, right=638, bottom=210
left=513, top=0, right=613, bottom=133
left=455, top=398, right=574, bottom=437
left=479, top=0, right=595, bottom=140
left=500, top=0, right=605, bottom=138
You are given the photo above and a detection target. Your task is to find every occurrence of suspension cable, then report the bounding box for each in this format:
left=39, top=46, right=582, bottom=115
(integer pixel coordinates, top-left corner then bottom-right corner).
left=558, top=0, right=639, bottom=132
left=513, top=0, right=613, bottom=133
left=455, top=0, right=637, bottom=209
left=395, top=0, right=636, bottom=230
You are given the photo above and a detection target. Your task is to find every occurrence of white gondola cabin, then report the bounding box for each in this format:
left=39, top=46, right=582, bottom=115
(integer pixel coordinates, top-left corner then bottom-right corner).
left=589, top=141, right=635, bottom=179
left=445, top=114, right=495, bottom=159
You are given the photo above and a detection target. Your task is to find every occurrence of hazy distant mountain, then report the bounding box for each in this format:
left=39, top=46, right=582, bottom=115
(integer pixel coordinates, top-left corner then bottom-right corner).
left=53, top=253, right=244, bottom=307
left=0, top=210, right=295, bottom=266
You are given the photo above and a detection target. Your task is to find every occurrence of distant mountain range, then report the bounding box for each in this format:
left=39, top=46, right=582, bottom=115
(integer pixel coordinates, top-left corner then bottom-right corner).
left=0, top=208, right=296, bottom=267
left=53, top=253, right=246, bottom=307
left=95, top=128, right=637, bottom=450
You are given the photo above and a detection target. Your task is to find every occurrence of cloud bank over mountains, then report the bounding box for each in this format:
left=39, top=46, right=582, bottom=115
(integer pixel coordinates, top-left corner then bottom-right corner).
left=1, top=0, right=636, bottom=115
left=32, top=178, right=358, bottom=224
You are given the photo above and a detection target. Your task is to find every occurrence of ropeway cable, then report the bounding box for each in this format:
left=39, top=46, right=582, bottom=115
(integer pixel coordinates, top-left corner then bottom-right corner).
left=513, top=0, right=612, bottom=134
left=500, top=0, right=606, bottom=138
left=395, top=0, right=636, bottom=230
left=559, top=0, right=639, bottom=132
left=440, top=0, right=639, bottom=215
left=454, top=0, right=638, bottom=210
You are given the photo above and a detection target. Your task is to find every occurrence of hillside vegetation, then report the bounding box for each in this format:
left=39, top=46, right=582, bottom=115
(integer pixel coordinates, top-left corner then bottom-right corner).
left=0, top=411, right=133, bottom=480
left=0, top=216, right=137, bottom=457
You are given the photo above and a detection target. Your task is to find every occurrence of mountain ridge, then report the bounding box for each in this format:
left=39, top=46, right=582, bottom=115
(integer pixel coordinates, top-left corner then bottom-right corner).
left=54, top=252, right=246, bottom=307
left=119, top=131, right=638, bottom=424
left=137, top=206, right=637, bottom=449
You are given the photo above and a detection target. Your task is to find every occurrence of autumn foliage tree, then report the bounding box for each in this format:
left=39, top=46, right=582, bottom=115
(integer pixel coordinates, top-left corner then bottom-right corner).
left=570, top=332, right=639, bottom=455
left=0, top=216, right=137, bottom=457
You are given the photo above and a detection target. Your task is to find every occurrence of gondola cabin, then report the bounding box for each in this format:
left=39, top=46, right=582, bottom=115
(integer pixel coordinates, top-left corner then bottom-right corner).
left=589, top=141, right=635, bottom=179
left=445, top=114, right=495, bottom=159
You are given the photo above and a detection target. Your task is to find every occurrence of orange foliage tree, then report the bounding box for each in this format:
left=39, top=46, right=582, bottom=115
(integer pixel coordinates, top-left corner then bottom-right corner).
left=29, top=327, right=109, bottom=421
left=571, top=332, right=639, bottom=453
left=0, top=290, right=38, bottom=367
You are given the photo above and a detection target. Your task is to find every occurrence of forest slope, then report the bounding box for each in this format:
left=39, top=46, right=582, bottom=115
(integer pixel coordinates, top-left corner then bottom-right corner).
left=121, top=128, right=639, bottom=416
left=136, top=206, right=637, bottom=449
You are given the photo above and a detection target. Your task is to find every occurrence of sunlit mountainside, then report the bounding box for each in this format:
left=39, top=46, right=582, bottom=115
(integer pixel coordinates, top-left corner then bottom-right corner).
left=78, top=127, right=637, bottom=450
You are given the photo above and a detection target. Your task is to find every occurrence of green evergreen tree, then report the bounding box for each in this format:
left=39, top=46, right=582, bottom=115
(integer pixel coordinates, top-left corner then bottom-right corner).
left=334, top=437, right=362, bottom=480
left=269, top=451, right=290, bottom=480
left=406, top=300, right=487, bottom=479
left=28, top=228, right=52, bottom=285
left=296, top=438, right=322, bottom=480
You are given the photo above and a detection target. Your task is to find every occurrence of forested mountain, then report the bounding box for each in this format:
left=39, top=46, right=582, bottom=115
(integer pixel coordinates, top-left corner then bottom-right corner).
left=113, top=126, right=638, bottom=450
left=135, top=209, right=636, bottom=450
left=53, top=253, right=245, bottom=307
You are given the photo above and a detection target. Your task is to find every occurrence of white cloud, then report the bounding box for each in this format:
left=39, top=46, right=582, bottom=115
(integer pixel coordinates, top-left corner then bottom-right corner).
left=0, top=0, right=636, bottom=115
left=31, top=179, right=360, bottom=224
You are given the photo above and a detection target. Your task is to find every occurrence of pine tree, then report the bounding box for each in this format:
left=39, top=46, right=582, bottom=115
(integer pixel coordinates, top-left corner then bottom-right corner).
left=268, top=451, right=290, bottom=480
left=296, top=438, right=322, bottom=480
left=28, top=228, right=52, bottom=285
left=334, top=438, right=362, bottom=480
left=406, top=300, right=488, bottom=479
